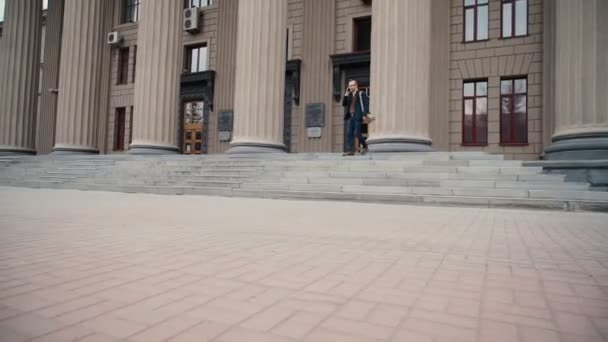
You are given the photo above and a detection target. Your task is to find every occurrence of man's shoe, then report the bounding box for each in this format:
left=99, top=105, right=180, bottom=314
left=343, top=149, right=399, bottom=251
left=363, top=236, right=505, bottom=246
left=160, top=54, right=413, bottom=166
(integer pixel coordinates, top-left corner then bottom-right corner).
left=360, top=148, right=368, bottom=155
left=342, top=152, right=354, bottom=156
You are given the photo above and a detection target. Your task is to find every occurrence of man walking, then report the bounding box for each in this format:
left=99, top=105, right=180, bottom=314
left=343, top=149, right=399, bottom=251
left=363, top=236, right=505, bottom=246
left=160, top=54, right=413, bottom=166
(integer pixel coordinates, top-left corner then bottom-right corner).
left=342, top=80, right=369, bottom=156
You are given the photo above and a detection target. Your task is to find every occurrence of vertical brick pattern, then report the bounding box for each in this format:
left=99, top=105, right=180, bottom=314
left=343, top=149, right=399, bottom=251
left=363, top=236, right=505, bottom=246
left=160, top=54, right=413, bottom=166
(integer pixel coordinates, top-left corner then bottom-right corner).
left=297, top=0, right=335, bottom=153
left=331, top=0, right=371, bottom=152
left=230, top=0, right=287, bottom=151
left=448, top=0, right=544, bottom=160
left=131, top=1, right=183, bottom=153
left=36, top=0, right=65, bottom=155
left=54, top=0, right=111, bottom=154
left=212, top=0, right=237, bottom=154
left=0, top=0, right=42, bottom=154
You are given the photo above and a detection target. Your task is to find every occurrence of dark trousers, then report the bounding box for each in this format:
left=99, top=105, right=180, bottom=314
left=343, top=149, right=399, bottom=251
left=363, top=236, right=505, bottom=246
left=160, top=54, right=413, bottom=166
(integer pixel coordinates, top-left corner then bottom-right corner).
left=345, top=116, right=363, bottom=152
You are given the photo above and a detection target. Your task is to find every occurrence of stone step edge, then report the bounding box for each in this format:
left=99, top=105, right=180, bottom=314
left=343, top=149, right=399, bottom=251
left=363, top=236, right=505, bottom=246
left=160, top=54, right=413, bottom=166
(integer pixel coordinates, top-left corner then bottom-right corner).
left=1, top=184, right=606, bottom=213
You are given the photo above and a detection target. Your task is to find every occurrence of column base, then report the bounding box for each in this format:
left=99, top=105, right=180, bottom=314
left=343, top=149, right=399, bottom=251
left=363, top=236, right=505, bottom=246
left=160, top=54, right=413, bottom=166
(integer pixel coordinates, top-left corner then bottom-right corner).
left=367, top=137, right=433, bottom=153
left=544, top=132, right=608, bottom=160
left=52, top=144, right=99, bottom=155
left=128, top=144, right=180, bottom=155
left=227, top=142, right=287, bottom=154
left=0, top=146, right=36, bottom=156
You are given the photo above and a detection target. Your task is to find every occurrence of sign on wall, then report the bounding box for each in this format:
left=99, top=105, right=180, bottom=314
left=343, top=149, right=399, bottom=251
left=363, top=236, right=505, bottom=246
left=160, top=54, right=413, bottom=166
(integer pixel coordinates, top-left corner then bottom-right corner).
left=218, top=111, right=233, bottom=141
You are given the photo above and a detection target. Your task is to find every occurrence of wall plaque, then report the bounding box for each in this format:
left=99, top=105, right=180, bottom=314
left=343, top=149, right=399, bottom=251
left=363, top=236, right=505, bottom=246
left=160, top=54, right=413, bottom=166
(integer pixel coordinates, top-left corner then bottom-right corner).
left=305, top=103, right=325, bottom=128
left=307, top=127, right=322, bottom=138
left=218, top=131, right=232, bottom=141
left=218, top=111, right=233, bottom=132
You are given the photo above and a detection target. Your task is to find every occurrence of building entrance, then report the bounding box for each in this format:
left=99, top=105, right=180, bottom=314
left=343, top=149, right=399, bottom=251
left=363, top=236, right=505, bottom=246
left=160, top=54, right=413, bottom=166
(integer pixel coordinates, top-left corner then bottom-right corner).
left=182, top=101, right=204, bottom=155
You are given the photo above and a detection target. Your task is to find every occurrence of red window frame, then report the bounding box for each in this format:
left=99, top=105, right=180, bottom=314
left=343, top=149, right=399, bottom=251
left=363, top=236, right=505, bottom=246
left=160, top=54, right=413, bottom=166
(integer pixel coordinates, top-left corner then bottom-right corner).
left=501, top=0, right=528, bottom=38
left=117, top=47, right=130, bottom=85
left=114, top=108, right=126, bottom=151
left=462, top=80, right=488, bottom=146
left=463, top=0, right=489, bottom=43
left=353, top=16, right=372, bottom=53
left=500, top=77, right=528, bottom=145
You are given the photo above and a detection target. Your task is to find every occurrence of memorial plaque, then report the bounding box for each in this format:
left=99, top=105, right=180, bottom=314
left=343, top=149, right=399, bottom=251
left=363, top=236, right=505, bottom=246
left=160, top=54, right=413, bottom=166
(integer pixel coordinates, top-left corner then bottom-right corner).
left=218, top=131, right=232, bottom=141
left=305, top=103, right=325, bottom=128
left=218, top=111, right=233, bottom=132
left=307, top=127, right=322, bottom=138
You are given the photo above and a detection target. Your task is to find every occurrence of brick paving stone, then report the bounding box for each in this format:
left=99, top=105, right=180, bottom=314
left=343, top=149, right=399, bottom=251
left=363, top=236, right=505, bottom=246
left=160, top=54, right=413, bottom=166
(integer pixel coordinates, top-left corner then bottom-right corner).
left=1, top=188, right=608, bottom=342
left=167, top=321, right=231, bottom=342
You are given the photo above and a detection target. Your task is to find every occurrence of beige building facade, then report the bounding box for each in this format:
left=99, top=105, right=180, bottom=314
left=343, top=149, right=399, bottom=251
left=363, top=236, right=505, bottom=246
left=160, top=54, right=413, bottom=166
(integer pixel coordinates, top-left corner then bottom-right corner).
left=0, top=0, right=606, bottom=160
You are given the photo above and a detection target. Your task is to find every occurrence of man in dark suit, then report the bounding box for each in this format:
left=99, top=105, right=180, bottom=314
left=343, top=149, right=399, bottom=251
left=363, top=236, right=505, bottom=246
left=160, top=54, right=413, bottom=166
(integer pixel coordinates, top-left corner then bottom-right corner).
left=342, top=79, right=369, bottom=156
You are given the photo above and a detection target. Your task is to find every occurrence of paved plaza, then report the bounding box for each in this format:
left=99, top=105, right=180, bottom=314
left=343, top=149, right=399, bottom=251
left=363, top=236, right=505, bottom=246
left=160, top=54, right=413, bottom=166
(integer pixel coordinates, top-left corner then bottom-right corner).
left=0, top=187, right=607, bottom=342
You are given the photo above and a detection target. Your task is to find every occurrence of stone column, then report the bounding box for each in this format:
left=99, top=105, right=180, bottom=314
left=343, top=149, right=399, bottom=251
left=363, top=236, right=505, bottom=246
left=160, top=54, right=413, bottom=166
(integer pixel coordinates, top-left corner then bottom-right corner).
left=228, top=0, right=287, bottom=153
left=0, top=0, right=42, bottom=155
left=53, top=0, right=110, bottom=154
left=544, top=0, right=608, bottom=160
left=367, top=0, right=433, bottom=152
left=129, top=1, right=182, bottom=154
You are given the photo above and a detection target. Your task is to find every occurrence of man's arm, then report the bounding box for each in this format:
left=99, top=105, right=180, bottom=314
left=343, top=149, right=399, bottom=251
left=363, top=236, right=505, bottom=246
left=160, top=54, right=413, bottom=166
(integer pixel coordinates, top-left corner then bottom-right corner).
left=341, top=92, right=349, bottom=107
left=362, top=92, right=370, bottom=115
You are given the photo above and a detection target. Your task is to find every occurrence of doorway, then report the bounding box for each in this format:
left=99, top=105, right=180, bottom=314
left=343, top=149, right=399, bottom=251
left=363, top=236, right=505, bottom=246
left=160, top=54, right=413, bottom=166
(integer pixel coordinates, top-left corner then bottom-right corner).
left=182, top=101, right=204, bottom=155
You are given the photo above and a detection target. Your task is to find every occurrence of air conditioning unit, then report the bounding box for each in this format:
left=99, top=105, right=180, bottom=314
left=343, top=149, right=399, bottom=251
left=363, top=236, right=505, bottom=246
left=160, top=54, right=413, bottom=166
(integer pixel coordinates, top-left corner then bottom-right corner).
left=107, top=31, right=122, bottom=46
left=183, top=7, right=200, bottom=33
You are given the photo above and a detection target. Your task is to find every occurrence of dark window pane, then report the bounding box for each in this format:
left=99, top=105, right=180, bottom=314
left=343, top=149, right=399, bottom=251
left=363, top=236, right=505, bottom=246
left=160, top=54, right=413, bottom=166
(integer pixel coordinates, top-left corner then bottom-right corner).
left=477, top=5, right=488, bottom=40
left=501, top=96, right=511, bottom=114
left=464, top=82, right=475, bottom=97
left=501, top=114, right=511, bottom=142
left=515, top=0, right=527, bottom=36
left=502, top=3, right=513, bottom=37
left=463, top=114, right=474, bottom=143
left=464, top=99, right=474, bottom=115
left=354, top=17, right=371, bottom=52
left=515, top=94, right=527, bottom=113
left=196, top=131, right=202, bottom=140
left=514, top=113, right=527, bottom=143
left=477, top=114, right=488, bottom=144
left=476, top=97, right=487, bottom=114
left=185, top=131, right=192, bottom=140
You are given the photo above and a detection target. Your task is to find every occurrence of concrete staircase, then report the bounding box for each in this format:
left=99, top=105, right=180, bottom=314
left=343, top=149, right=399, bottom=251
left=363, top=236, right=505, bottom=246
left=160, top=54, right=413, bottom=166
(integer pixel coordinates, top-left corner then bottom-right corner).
left=1, top=152, right=607, bottom=212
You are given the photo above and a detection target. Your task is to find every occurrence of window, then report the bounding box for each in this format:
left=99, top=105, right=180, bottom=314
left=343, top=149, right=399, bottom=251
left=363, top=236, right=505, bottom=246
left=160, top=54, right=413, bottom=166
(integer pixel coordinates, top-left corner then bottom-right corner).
left=500, top=77, right=527, bottom=145
left=464, top=0, right=488, bottom=42
left=132, top=46, right=137, bottom=83
left=128, top=106, right=134, bottom=144
left=353, top=17, right=371, bottom=52
left=114, top=108, right=126, bottom=151
left=117, top=47, right=130, bottom=85
left=502, top=0, right=527, bottom=38
left=185, top=0, right=213, bottom=8
left=122, top=0, right=140, bottom=24
left=0, top=0, right=5, bottom=24
left=43, top=0, right=48, bottom=10
left=462, top=80, right=488, bottom=146
left=185, top=45, right=208, bottom=73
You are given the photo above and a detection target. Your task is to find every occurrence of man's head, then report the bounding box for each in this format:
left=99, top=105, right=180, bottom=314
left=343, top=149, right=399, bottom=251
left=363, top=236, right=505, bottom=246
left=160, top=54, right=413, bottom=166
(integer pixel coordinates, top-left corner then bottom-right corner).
left=348, top=79, right=359, bottom=93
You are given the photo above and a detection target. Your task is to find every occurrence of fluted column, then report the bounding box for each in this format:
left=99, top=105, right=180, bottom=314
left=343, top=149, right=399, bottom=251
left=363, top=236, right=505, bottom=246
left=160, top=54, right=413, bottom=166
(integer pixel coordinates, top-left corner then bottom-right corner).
left=228, top=0, right=287, bottom=153
left=129, top=1, right=182, bottom=154
left=0, top=0, right=42, bottom=155
left=367, top=0, right=433, bottom=152
left=544, top=0, right=608, bottom=160
left=53, top=0, right=110, bottom=154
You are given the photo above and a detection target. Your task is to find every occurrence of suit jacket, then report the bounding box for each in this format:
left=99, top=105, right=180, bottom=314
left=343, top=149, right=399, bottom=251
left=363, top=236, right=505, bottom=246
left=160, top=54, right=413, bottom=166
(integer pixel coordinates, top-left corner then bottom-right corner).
left=342, top=91, right=369, bottom=121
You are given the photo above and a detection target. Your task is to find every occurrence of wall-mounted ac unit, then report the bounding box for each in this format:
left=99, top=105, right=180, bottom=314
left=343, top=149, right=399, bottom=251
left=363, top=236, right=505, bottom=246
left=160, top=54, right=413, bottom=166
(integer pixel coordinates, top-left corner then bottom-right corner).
left=107, top=31, right=122, bottom=46
left=183, top=7, right=200, bottom=33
